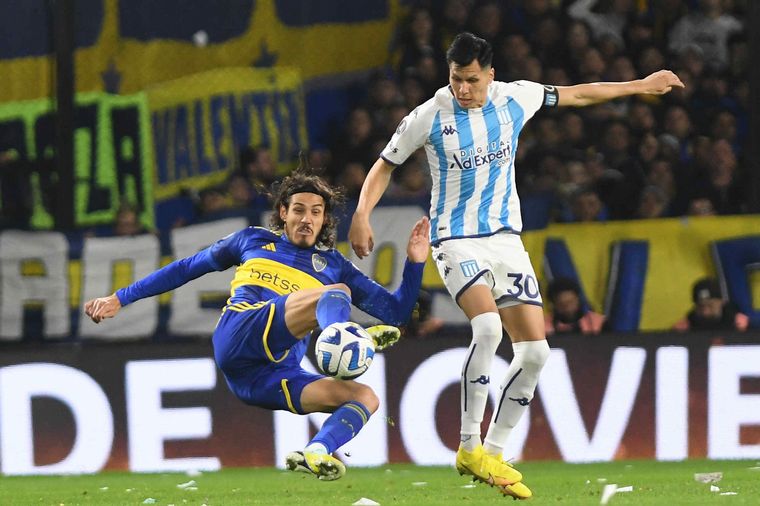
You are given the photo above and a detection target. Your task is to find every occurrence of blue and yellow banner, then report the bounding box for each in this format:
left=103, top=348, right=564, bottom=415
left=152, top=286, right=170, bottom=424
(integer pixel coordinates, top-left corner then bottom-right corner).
left=146, top=67, right=307, bottom=200
left=0, top=0, right=403, bottom=103
left=522, top=215, right=760, bottom=331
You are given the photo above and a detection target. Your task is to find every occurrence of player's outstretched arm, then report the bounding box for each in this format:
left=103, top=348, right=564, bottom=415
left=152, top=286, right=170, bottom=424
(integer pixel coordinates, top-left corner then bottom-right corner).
left=82, top=244, right=229, bottom=324
left=349, top=158, right=395, bottom=258
left=557, top=70, right=684, bottom=107
left=84, top=294, right=122, bottom=323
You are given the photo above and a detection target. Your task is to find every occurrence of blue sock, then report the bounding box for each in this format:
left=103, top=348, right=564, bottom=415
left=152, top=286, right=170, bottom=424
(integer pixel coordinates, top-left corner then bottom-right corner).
left=316, top=289, right=351, bottom=329
left=309, top=401, right=371, bottom=454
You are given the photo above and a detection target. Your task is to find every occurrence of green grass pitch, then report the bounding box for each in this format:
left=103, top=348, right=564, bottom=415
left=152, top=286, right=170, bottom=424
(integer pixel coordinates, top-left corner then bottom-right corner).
left=1, top=460, right=758, bottom=505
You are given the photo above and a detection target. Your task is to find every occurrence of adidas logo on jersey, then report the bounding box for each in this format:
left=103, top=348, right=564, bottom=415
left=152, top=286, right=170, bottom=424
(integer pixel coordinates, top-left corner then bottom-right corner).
left=262, top=243, right=276, bottom=252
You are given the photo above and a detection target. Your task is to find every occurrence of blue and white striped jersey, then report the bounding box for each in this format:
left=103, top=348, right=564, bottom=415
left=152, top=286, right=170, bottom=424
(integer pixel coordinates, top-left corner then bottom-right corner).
left=381, top=80, right=556, bottom=245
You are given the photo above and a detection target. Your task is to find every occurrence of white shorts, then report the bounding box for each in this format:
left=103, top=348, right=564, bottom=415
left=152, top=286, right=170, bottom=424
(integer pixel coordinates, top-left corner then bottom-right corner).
left=432, top=233, right=543, bottom=308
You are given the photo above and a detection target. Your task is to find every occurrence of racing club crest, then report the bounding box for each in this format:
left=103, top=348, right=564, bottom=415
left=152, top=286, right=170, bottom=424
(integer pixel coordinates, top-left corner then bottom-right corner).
left=312, top=253, right=327, bottom=272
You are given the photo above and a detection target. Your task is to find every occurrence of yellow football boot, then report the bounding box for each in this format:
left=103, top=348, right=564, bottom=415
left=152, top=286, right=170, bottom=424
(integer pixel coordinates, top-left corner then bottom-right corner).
left=455, top=444, right=522, bottom=487
left=285, top=450, right=346, bottom=481
left=365, top=324, right=401, bottom=351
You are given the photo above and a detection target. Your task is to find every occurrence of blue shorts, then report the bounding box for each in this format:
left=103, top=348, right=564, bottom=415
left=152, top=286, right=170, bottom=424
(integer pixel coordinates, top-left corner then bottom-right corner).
left=212, top=295, right=324, bottom=414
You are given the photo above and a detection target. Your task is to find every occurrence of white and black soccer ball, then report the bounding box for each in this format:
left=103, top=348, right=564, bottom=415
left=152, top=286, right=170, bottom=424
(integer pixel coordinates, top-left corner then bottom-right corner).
left=315, top=321, right=376, bottom=380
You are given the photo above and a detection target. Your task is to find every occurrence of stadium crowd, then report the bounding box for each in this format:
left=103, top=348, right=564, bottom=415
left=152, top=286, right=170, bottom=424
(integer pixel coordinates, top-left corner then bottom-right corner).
left=126, top=0, right=749, bottom=233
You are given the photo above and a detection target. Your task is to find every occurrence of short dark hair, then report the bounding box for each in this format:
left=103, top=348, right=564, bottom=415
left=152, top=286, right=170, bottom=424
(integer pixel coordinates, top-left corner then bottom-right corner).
left=269, top=170, right=345, bottom=248
left=692, top=277, right=722, bottom=303
left=446, top=32, right=493, bottom=68
left=548, top=277, right=581, bottom=302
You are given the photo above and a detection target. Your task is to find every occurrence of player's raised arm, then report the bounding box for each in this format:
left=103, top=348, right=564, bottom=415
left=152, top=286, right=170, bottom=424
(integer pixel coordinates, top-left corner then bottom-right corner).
left=406, top=216, right=431, bottom=263
left=348, top=157, right=395, bottom=258
left=556, top=70, right=684, bottom=107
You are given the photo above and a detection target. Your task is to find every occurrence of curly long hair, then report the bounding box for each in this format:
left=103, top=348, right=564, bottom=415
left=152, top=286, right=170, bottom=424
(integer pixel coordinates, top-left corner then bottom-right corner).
left=269, top=170, right=345, bottom=248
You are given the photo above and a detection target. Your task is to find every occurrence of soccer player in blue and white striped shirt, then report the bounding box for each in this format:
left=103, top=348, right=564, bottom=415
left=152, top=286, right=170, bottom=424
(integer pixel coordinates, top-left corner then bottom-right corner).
left=349, top=32, right=683, bottom=499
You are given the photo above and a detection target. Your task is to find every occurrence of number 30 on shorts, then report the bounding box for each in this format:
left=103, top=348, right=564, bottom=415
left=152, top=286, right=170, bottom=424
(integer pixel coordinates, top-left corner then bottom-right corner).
left=506, top=273, right=540, bottom=299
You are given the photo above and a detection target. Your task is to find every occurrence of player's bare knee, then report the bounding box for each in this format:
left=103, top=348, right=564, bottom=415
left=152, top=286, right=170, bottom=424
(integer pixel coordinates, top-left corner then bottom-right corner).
left=353, top=384, right=379, bottom=413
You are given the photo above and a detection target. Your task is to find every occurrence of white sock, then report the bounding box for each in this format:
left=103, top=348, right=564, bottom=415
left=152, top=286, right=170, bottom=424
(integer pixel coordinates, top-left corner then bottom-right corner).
left=460, top=312, right=503, bottom=450
left=483, top=340, right=550, bottom=456
left=304, top=442, right=328, bottom=455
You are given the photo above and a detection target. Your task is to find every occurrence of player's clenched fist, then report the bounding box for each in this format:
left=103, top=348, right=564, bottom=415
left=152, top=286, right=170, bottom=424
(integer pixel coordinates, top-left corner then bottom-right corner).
left=83, top=294, right=122, bottom=323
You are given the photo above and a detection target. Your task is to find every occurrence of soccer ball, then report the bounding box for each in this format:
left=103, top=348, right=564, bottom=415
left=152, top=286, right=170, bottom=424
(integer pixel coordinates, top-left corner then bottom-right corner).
left=315, top=321, right=376, bottom=380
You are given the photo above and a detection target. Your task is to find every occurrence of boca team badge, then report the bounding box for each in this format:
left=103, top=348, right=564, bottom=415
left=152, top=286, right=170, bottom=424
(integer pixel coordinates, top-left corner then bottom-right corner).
left=312, top=253, right=327, bottom=272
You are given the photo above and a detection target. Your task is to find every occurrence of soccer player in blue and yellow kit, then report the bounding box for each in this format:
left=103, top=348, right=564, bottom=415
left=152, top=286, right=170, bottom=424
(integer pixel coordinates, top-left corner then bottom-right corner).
left=350, top=32, right=683, bottom=498
left=84, top=171, right=430, bottom=481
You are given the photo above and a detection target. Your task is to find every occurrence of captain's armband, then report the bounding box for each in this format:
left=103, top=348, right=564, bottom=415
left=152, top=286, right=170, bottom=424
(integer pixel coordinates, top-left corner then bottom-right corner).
left=543, top=85, right=559, bottom=108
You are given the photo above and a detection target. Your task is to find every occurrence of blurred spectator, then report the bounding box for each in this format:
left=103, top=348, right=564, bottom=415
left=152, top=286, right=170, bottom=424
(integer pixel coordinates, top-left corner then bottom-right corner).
left=225, top=172, right=268, bottom=223
left=673, top=277, right=748, bottom=331
left=545, top=277, right=606, bottom=335
left=636, top=185, right=670, bottom=219
left=380, top=103, right=410, bottom=139
left=578, top=47, right=606, bottom=82
left=676, top=43, right=706, bottom=79
left=113, top=202, right=149, bottom=236
left=531, top=16, right=563, bottom=64
left=567, top=187, right=607, bottom=222
left=307, top=148, right=333, bottom=175
left=469, top=1, right=503, bottom=41
left=366, top=74, right=403, bottom=129
left=240, top=145, right=278, bottom=190
left=196, top=186, right=231, bottom=222
left=331, top=107, right=376, bottom=172
left=568, top=0, right=634, bottom=47
left=608, top=55, right=637, bottom=83
left=710, top=110, right=738, bottom=147
left=663, top=105, right=693, bottom=162
left=628, top=101, right=656, bottom=136
left=544, top=65, right=571, bottom=86
left=227, top=173, right=254, bottom=209
left=636, top=45, right=666, bottom=76
left=493, top=34, right=532, bottom=82
left=636, top=133, right=660, bottom=166
left=337, top=161, right=367, bottom=200
left=563, top=19, right=593, bottom=72
left=397, top=7, right=440, bottom=77
left=559, top=112, right=588, bottom=152
left=668, top=0, right=742, bottom=71
left=388, top=152, right=432, bottom=199
left=701, top=139, right=745, bottom=215
left=413, top=51, right=443, bottom=96
left=726, top=30, right=748, bottom=81
left=646, top=158, right=677, bottom=201
left=600, top=120, right=633, bottom=170
left=556, top=158, right=592, bottom=202
left=686, top=196, right=716, bottom=216
left=437, top=0, right=472, bottom=50
left=400, top=75, right=427, bottom=109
